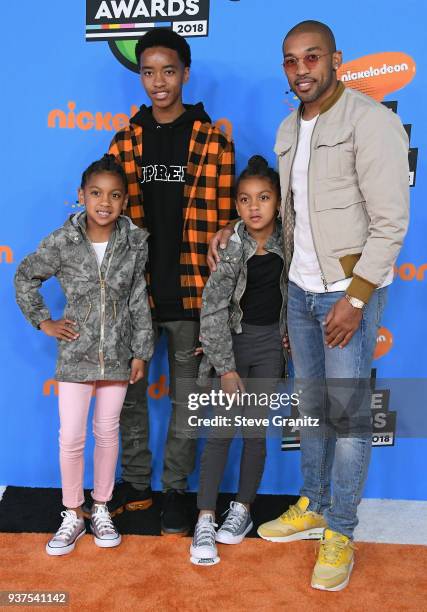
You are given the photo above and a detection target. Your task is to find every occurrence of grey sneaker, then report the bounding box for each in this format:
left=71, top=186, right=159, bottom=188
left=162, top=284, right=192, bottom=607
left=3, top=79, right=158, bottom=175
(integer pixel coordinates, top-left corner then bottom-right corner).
left=46, top=510, right=86, bottom=556
left=90, top=504, right=121, bottom=548
left=216, top=501, right=253, bottom=544
left=190, top=514, right=220, bottom=566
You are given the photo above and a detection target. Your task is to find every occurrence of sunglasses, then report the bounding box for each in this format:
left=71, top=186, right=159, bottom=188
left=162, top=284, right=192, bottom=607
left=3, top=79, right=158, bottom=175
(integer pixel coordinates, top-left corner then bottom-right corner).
left=283, top=52, right=332, bottom=72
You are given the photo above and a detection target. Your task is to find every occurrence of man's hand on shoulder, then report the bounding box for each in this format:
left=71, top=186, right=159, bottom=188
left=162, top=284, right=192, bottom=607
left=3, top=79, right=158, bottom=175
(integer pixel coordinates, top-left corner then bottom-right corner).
left=324, top=297, right=363, bottom=349
left=207, top=222, right=237, bottom=272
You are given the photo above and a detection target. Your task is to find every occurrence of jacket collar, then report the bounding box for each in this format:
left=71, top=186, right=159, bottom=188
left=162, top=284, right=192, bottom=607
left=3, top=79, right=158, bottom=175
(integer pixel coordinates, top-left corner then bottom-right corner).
left=319, top=80, right=345, bottom=114
left=233, top=219, right=283, bottom=255
left=264, top=221, right=283, bottom=252
left=63, top=211, right=136, bottom=246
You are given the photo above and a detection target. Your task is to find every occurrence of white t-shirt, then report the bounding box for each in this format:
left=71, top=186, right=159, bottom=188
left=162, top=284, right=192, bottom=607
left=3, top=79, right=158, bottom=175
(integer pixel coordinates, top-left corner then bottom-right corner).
left=289, top=115, right=393, bottom=293
left=91, top=241, right=108, bottom=267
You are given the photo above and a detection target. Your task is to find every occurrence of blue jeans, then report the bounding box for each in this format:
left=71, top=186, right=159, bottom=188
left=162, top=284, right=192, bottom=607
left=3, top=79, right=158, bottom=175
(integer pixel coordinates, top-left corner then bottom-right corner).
left=287, top=281, right=387, bottom=537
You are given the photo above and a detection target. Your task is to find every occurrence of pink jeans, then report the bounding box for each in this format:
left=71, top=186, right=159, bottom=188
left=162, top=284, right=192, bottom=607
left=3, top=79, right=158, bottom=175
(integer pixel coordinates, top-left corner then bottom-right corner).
left=58, top=381, right=128, bottom=508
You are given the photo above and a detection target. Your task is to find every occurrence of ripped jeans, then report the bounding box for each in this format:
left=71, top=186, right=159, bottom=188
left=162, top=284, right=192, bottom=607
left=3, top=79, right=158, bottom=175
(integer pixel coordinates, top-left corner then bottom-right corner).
left=287, top=281, right=387, bottom=537
left=119, top=320, right=200, bottom=491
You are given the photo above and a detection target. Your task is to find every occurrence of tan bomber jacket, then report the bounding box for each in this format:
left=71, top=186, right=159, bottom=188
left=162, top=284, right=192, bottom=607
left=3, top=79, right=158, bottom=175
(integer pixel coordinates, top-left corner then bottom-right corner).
left=275, top=82, right=409, bottom=303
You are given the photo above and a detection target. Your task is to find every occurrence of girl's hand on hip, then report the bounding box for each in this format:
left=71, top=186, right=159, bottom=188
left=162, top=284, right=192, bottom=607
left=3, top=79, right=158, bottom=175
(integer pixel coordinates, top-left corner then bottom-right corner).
left=39, top=319, right=79, bottom=342
left=129, top=358, right=145, bottom=384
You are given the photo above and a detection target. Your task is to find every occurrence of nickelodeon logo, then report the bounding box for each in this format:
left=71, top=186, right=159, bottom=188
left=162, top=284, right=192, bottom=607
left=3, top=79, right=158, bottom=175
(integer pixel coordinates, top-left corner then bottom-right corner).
left=374, top=327, right=393, bottom=360
left=43, top=374, right=169, bottom=399
left=47, top=101, right=233, bottom=138
left=48, top=102, right=139, bottom=132
left=0, top=246, right=13, bottom=263
left=147, top=374, right=169, bottom=399
left=394, top=263, right=427, bottom=281
left=337, top=52, right=416, bottom=101
left=43, top=380, right=58, bottom=396
left=43, top=380, right=95, bottom=397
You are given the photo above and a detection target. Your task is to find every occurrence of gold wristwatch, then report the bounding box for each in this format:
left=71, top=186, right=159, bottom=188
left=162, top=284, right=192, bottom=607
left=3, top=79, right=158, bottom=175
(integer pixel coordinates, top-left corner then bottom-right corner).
left=345, top=294, right=365, bottom=309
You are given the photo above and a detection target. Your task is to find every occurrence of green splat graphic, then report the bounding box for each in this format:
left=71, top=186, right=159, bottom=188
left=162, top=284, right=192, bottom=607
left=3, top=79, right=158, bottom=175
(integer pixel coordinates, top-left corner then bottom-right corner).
left=109, top=40, right=139, bottom=73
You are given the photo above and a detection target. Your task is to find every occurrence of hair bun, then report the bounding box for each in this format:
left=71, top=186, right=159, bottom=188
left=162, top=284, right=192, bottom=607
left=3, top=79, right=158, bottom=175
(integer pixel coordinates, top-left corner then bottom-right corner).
left=236, top=154, right=280, bottom=197
left=247, top=155, right=269, bottom=173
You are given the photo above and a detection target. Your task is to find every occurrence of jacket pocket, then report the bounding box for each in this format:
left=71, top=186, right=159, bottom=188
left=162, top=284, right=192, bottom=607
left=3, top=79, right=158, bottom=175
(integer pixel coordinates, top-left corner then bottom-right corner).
left=65, top=299, right=94, bottom=328
left=314, top=183, right=369, bottom=254
left=82, top=302, right=92, bottom=325
left=314, top=181, right=364, bottom=211
left=314, top=127, right=354, bottom=178
left=63, top=300, right=96, bottom=351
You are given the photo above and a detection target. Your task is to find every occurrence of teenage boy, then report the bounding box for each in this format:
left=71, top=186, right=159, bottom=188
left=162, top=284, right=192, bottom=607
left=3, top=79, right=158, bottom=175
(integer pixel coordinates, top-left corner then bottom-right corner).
left=108, top=29, right=235, bottom=535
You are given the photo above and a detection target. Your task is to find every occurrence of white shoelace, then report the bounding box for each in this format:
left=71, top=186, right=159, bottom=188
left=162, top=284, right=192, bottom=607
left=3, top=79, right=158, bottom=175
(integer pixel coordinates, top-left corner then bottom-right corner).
left=91, top=505, right=116, bottom=535
left=194, top=517, right=217, bottom=547
left=221, top=502, right=246, bottom=532
left=54, top=510, right=80, bottom=541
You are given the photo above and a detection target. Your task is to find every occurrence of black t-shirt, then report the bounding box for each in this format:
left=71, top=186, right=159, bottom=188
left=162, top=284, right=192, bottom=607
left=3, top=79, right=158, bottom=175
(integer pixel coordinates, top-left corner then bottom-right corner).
left=240, top=252, right=283, bottom=325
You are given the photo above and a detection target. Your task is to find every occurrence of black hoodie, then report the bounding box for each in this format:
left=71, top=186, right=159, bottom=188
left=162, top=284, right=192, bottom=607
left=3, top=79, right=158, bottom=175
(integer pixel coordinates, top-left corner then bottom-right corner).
left=132, top=103, right=211, bottom=322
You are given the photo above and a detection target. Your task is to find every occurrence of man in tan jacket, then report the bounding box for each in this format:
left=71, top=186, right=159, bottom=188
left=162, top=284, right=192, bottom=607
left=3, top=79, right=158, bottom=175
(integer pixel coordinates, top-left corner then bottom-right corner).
left=209, top=20, right=409, bottom=591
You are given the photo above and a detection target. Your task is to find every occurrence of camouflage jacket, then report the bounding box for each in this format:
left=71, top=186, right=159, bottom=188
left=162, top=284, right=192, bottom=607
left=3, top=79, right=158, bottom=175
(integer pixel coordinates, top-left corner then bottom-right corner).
left=14, top=212, right=154, bottom=382
left=198, top=220, right=286, bottom=384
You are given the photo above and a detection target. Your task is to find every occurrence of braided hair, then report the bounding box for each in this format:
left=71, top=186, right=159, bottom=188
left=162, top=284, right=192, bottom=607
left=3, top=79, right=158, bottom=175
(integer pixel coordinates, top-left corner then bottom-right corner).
left=80, top=154, right=127, bottom=191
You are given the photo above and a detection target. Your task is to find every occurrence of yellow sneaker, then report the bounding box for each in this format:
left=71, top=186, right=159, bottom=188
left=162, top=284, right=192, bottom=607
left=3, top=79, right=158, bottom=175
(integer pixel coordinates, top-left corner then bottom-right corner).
left=257, top=496, right=327, bottom=542
left=311, top=529, right=355, bottom=591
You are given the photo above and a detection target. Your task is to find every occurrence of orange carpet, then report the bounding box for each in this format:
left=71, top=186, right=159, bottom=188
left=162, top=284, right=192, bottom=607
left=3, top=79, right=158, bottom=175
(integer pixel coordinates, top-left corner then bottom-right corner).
left=0, top=534, right=426, bottom=611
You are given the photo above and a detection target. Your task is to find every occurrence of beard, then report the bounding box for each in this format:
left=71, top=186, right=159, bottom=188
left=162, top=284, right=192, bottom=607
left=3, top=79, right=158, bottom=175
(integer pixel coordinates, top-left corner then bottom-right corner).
left=290, top=69, right=335, bottom=103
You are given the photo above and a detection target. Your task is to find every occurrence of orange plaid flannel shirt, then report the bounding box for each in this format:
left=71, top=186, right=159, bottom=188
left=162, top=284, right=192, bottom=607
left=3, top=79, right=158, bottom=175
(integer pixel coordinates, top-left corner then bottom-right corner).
left=109, top=119, right=235, bottom=315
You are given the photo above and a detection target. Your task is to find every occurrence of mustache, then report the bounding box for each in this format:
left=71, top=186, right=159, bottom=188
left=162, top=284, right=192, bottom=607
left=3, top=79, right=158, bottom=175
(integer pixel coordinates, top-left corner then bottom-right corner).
left=294, top=78, right=316, bottom=85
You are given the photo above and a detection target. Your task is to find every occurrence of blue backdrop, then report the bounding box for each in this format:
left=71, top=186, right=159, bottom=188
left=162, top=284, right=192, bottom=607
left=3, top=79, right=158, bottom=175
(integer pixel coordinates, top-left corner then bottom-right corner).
left=1, top=0, right=426, bottom=500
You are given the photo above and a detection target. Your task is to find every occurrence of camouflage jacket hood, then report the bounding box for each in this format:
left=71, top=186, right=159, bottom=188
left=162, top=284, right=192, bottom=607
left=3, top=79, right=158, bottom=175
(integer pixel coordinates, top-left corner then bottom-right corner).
left=15, top=212, right=154, bottom=382
left=198, top=220, right=286, bottom=385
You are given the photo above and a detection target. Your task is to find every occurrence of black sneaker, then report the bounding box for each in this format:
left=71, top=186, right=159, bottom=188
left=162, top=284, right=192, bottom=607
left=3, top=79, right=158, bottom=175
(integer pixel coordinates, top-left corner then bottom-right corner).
left=82, top=480, right=153, bottom=518
left=161, top=490, right=190, bottom=536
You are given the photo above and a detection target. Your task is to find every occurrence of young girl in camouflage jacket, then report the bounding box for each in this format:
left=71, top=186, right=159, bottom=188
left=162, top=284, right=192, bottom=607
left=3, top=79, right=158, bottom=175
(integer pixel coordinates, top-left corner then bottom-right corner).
left=190, top=156, right=286, bottom=565
left=15, top=155, right=154, bottom=556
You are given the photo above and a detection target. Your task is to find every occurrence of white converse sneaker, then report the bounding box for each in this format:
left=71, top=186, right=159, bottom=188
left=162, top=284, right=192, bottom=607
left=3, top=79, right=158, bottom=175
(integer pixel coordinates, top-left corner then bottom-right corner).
left=46, top=510, right=86, bottom=556
left=90, top=503, right=121, bottom=548
left=216, top=501, right=253, bottom=544
left=190, top=514, right=220, bottom=566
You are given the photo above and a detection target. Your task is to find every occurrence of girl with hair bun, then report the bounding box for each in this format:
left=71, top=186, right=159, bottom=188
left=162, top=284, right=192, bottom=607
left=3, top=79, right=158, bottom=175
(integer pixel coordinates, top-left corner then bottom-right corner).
left=15, top=154, right=154, bottom=556
left=190, top=155, right=286, bottom=565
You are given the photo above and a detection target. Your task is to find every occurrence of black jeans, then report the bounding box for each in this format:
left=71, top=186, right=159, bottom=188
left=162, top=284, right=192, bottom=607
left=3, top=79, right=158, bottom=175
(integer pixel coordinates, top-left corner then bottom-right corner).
left=197, top=323, right=284, bottom=510
left=119, top=320, right=201, bottom=491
